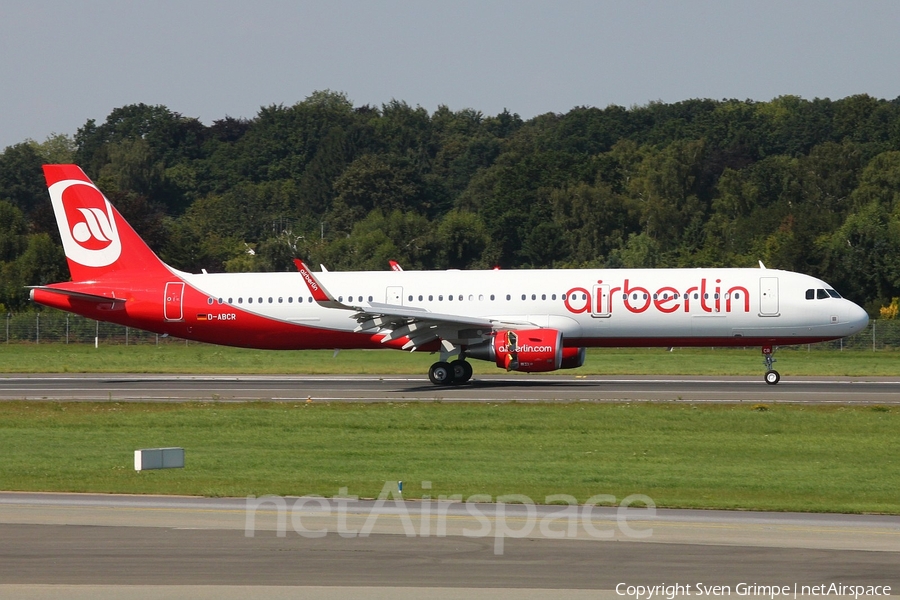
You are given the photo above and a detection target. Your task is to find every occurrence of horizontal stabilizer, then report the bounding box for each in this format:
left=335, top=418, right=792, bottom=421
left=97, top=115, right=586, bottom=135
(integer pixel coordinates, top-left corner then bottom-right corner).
left=28, top=286, right=126, bottom=305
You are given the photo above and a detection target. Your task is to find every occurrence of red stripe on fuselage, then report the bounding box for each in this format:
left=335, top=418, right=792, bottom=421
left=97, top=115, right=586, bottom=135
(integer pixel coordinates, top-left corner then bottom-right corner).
left=31, top=280, right=422, bottom=351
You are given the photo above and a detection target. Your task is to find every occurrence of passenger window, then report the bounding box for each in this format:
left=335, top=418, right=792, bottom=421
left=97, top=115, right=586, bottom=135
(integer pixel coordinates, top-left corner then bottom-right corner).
left=288, top=297, right=293, bottom=303
left=458, top=295, right=463, bottom=301
left=470, top=294, right=475, bottom=301
left=207, top=298, right=213, bottom=305
left=561, top=294, right=567, bottom=300
left=408, top=295, right=413, bottom=302
left=490, top=294, right=495, bottom=300
left=368, top=296, right=373, bottom=302
left=268, top=297, right=273, bottom=303
left=506, top=294, right=511, bottom=301
left=439, top=295, right=444, bottom=301
left=478, top=294, right=483, bottom=301
left=806, top=289, right=815, bottom=300
left=228, top=297, right=233, bottom=303
left=817, top=289, right=829, bottom=299
left=248, top=298, right=253, bottom=304
left=429, top=295, right=433, bottom=301
left=449, top=295, right=453, bottom=301
left=278, top=297, right=283, bottom=303
left=308, top=297, right=313, bottom=303
left=532, top=294, right=536, bottom=300
left=521, top=294, right=526, bottom=300
left=238, top=298, right=243, bottom=304
left=552, top=294, right=556, bottom=300
left=258, top=298, right=263, bottom=304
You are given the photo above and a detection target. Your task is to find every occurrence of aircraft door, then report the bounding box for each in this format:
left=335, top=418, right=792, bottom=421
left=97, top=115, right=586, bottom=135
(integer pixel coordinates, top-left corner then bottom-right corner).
left=386, top=286, right=403, bottom=305
left=591, top=284, right=611, bottom=317
left=759, top=277, right=779, bottom=316
left=164, top=282, right=185, bottom=322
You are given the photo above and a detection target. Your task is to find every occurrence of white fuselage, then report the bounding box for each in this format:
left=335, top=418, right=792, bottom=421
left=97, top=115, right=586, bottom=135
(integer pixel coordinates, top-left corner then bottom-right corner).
left=180, top=267, right=868, bottom=347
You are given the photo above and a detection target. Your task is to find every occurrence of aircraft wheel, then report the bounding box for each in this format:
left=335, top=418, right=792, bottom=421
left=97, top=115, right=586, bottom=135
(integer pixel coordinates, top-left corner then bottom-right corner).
left=764, top=370, right=780, bottom=385
left=429, top=361, right=454, bottom=385
left=450, top=359, right=473, bottom=384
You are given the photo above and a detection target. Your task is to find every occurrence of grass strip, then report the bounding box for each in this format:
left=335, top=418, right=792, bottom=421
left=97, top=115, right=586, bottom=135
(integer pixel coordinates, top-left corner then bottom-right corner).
left=0, top=401, right=896, bottom=513
left=1, top=344, right=898, bottom=376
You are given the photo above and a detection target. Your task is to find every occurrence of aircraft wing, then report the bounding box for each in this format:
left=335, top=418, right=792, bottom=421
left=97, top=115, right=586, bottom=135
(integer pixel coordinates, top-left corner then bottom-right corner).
left=294, top=260, right=535, bottom=350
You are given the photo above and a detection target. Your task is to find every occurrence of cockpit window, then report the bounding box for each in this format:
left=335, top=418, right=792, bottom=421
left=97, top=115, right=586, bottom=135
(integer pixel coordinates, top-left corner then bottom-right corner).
left=826, top=289, right=841, bottom=298
left=805, top=289, right=814, bottom=300
left=816, top=289, right=829, bottom=299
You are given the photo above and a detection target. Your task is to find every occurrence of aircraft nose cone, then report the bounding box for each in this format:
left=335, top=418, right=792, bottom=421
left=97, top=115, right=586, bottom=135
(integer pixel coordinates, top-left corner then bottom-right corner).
left=846, top=302, right=869, bottom=334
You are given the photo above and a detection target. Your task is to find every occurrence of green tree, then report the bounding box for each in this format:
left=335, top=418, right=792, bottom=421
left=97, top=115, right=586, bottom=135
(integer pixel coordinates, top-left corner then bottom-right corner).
left=329, top=154, right=428, bottom=233
left=2, top=233, right=67, bottom=310
left=28, top=133, right=76, bottom=164
left=0, top=200, right=28, bottom=261
left=435, top=210, right=489, bottom=269
left=0, top=143, right=45, bottom=215
left=819, top=201, right=900, bottom=306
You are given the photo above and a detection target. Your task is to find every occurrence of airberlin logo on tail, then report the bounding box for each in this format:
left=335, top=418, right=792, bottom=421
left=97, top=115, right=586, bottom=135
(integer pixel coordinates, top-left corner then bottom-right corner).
left=48, top=179, right=122, bottom=267
left=71, top=207, right=115, bottom=249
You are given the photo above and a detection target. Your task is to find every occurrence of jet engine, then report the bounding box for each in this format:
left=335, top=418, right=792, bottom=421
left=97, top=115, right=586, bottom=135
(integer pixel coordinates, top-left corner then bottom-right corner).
left=559, top=346, right=586, bottom=369
left=468, top=329, right=571, bottom=373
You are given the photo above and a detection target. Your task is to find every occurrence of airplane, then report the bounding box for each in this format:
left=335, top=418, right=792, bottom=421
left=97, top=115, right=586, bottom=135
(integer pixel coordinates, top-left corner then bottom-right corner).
left=30, top=165, right=869, bottom=385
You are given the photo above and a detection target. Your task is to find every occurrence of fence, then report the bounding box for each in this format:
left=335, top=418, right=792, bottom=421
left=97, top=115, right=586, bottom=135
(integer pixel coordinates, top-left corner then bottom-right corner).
left=3, top=311, right=187, bottom=346
left=3, top=310, right=900, bottom=350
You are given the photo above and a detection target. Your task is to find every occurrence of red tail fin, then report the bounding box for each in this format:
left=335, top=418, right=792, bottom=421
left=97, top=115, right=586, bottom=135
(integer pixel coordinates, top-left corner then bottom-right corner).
left=43, top=165, right=172, bottom=282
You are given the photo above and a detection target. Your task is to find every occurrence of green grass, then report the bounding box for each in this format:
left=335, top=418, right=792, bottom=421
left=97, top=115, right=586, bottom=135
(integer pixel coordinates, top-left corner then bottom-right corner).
left=0, top=401, right=896, bottom=513
left=1, top=344, right=898, bottom=376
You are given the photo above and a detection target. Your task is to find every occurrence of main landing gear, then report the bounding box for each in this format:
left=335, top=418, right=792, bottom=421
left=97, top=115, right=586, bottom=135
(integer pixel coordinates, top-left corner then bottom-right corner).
left=428, top=358, right=473, bottom=385
left=762, top=345, right=780, bottom=385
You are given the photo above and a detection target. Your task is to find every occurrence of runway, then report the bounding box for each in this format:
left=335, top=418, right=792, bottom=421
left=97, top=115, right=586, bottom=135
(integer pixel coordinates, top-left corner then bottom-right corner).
left=2, top=377, right=898, bottom=598
left=2, top=373, right=900, bottom=403
left=1, top=492, right=898, bottom=598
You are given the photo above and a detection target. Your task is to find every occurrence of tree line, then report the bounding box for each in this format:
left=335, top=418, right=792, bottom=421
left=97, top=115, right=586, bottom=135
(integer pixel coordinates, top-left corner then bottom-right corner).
left=2, top=91, right=900, bottom=315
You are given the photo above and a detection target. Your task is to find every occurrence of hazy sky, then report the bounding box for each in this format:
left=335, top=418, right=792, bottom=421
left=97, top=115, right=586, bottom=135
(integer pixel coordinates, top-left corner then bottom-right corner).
left=2, top=1, right=899, bottom=150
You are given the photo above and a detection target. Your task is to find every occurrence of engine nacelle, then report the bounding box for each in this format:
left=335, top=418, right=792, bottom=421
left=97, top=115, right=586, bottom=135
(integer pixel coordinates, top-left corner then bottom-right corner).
left=560, top=346, right=586, bottom=369
left=468, top=329, right=564, bottom=372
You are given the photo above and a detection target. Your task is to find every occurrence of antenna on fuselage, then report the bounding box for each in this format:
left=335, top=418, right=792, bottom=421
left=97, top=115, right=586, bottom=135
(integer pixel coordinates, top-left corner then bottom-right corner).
left=758, top=260, right=767, bottom=269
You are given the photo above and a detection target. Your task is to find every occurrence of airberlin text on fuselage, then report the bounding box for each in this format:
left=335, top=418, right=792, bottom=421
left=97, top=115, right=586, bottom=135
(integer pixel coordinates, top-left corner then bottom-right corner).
left=564, top=278, right=751, bottom=315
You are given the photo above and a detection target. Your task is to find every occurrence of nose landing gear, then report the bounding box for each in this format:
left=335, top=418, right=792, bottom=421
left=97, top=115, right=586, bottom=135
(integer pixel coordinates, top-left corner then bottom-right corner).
left=762, top=345, right=780, bottom=385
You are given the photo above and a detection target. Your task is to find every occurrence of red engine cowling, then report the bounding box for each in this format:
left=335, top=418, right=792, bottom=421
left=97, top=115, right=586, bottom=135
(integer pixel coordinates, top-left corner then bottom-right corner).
left=493, top=329, right=563, bottom=373
left=560, top=346, right=586, bottom=369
